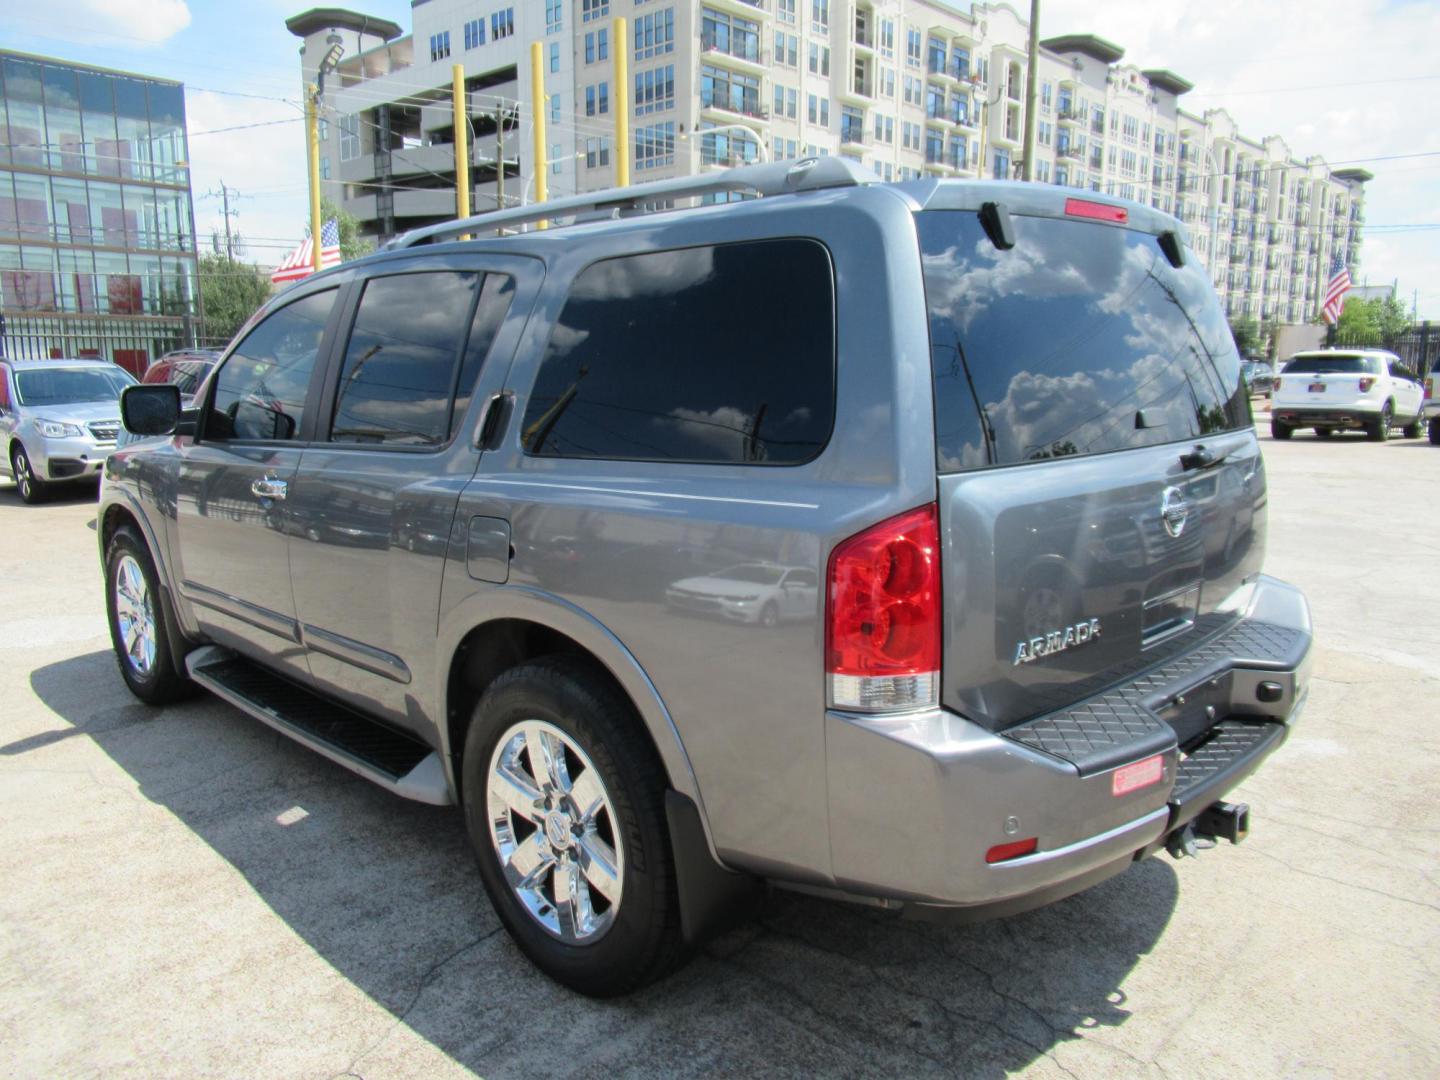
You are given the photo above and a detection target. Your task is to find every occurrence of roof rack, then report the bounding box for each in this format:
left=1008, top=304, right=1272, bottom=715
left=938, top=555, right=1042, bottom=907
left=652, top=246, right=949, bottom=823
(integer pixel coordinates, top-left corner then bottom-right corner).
left=385, top=156, right=874, bottom=250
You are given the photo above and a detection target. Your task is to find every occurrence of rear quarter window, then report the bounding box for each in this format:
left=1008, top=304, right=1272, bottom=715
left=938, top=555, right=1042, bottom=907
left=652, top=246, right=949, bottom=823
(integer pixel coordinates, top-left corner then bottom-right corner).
left=521, top=239, right=836, bottom=465
left=920, top=211, right=1249, bottom=471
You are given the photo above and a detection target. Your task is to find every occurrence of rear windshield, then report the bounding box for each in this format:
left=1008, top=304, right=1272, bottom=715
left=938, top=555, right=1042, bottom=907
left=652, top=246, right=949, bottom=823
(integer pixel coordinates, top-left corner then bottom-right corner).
left=919, top=211, right=1248, bottom=472
left=1281, top=355, right=1381, bottom=375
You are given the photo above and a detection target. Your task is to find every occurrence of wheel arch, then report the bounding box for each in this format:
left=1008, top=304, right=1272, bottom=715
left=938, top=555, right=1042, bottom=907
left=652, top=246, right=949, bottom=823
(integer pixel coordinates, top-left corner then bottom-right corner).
left=438, top=587, right=716, bottom=860
left=99, top=494, right=193, bottom=674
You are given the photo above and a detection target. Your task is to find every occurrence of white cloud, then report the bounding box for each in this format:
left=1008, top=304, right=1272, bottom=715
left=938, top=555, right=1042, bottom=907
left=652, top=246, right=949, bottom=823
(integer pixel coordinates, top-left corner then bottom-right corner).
left=46, top=0, right=192, bottom=46
left=1040, top=0, right=1440, bottom=315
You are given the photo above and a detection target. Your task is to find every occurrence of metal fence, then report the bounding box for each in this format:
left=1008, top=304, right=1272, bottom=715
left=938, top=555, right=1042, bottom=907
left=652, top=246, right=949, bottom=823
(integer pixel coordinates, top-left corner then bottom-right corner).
left=0, top=312, right=214, bottom=374
left=1333, top=321, right=1437, bottom=377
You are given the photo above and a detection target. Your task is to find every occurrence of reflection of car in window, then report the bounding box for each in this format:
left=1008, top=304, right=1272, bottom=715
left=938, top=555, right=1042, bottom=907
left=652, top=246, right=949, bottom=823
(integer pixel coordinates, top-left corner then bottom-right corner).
left=101, top=159, right=1312, bottom=998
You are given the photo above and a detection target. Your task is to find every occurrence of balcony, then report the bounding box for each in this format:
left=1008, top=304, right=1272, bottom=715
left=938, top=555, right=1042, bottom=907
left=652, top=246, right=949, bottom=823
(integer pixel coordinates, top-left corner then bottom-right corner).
left=1057, top=144, right=1082, bottom=160
left=705, top=0, right=771, bottom=18
left=842, top=78, right=875, bottom=104
left=1057, top=106, right=1081, bottom=125
left=700, top=35, right=768, bottom=74
left=840, top=127, right=866, bottom=146
left=852, top=15, right=874, bottom=51
left=700, top=98, right=771, bottom=129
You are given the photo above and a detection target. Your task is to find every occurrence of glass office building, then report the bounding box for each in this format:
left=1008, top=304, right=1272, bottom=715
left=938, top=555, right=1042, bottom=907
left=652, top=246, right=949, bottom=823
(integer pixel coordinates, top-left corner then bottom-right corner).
left=0, top=50, right=200, bottom=371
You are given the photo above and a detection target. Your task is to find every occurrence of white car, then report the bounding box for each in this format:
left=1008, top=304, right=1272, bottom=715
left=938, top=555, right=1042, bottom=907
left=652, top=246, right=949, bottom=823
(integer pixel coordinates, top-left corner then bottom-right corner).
left=664, top=564, right=820, bottom=627
left=1270, top=349, right=1426, bottom=441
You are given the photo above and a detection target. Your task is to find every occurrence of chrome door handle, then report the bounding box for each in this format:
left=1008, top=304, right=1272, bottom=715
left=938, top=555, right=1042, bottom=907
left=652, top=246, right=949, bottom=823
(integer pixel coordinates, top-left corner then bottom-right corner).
left=251, top=477, right=288, bottom=500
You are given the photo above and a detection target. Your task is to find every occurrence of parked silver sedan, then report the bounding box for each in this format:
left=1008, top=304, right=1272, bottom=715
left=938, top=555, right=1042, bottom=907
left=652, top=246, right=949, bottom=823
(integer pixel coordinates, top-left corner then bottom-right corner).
left=0, top=358, right=134, bottom=503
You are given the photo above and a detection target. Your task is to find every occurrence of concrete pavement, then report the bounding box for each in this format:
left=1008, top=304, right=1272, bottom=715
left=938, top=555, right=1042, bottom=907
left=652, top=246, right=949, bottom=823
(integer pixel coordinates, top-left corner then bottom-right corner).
left=1, top=427, right=1437, bottom=1079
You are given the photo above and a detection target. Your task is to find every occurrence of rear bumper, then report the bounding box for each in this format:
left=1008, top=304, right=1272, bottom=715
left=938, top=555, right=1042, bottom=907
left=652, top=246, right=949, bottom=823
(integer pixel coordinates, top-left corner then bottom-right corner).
left=1272, top=404, right=1380, bottom=427
left=823, top=575, right=1310, bottom=915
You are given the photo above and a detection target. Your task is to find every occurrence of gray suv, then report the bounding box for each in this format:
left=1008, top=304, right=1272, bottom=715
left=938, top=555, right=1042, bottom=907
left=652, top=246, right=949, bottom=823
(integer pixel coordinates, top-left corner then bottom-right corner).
left=100, top=159, right=1312, bottom=996
left=1, top=358, right=133, bottom=503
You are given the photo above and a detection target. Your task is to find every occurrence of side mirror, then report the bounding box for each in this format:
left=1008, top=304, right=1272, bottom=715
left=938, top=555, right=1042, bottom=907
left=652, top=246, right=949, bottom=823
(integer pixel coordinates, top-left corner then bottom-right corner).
left=120, top=384, right=181, bottom=437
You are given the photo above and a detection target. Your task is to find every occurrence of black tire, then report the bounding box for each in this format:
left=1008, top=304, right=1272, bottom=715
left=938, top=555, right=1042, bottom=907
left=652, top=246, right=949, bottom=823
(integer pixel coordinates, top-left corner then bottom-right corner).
left=10, top=443, right=48, bottom=504
left=1314, top=427, right=1334, bottom=439
left=1430, top=419, right=1440, bottom=446
left=104, top=525, right=194, bottom=704
left=1367, top=403, right=1392, bottom=442
left=1401, top=414, right=1424, bottom=439
left=461, top=656, right=684, bottom=996
left=1270, top=420, right=1293, bottom=440
left=759, top=600, right=780, bottom=629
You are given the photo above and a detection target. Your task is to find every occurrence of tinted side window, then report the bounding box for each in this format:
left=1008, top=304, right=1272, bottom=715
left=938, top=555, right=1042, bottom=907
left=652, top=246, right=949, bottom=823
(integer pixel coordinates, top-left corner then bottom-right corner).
left=450, top=273, right=516, bottom=436
left=209, top=289, right=336, bottom=441
left=920, top=211, right=1248, bottom=471
left=521, top=239, right=835, bottom=464
left=330, top=272, right=475, bottom=445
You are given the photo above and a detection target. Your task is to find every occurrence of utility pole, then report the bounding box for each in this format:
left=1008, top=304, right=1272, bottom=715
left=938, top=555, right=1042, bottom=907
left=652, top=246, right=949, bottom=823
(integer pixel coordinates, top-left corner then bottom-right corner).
left=1021, top=0, right=1041, bottom=181
left=203, top=180, right=241, bottom=262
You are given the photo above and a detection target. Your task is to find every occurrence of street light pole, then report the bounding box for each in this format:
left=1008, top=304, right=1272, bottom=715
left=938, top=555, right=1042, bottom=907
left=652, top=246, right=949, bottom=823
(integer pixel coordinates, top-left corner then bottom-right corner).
left=1021, top=0, right=1040, bottom=181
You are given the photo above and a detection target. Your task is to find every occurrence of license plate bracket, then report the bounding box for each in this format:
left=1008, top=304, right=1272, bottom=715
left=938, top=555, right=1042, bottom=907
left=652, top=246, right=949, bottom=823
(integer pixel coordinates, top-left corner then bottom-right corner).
left=1308, top=382, right=1326, bottom=393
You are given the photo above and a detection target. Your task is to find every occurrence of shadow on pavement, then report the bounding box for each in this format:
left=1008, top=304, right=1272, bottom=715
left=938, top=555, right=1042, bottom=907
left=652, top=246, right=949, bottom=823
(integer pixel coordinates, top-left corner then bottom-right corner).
left=22, top=650, right=1180, bottom=1078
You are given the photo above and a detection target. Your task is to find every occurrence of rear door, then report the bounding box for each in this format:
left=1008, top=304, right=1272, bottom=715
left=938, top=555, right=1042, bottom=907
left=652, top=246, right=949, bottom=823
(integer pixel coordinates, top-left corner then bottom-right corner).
left=284, top=255, right=536, bottom=735
left=1388, top=357, right=1422, bottom=420
left=918, top=204, right=1262, bottom=731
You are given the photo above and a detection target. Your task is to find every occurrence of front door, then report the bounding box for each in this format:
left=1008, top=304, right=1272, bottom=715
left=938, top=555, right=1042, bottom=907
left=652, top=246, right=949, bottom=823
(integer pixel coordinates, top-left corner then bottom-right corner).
left=285, top=256, right=537, bottom=734
left=173, top=285, right=344, bottom=677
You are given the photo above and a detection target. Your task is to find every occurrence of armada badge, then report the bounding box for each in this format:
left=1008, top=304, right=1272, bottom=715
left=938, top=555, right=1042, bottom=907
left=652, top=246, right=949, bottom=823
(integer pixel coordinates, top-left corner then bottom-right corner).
left=1013, top=618, right=1102, bottom=666
left=1161, top=485, right=1189, bottom=539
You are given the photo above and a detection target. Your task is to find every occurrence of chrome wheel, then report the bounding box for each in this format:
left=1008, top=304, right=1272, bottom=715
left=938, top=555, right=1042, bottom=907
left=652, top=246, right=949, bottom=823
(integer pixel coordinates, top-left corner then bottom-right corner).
left=113, top=554, right=157, bottom=676
left=487, top=719, right=623, bottom=943
left=13, top=449, right=33, bottom=501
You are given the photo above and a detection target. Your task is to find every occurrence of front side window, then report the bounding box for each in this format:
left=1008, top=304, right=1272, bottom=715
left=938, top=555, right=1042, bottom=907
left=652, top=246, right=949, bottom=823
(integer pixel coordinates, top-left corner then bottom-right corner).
left=521, top=240, right=835, bottom=465
left=920, top=211, right=1247, bottom=471
left=208, top=289, right=336, bottom=441
left=330, top=271, right=514, bottom=446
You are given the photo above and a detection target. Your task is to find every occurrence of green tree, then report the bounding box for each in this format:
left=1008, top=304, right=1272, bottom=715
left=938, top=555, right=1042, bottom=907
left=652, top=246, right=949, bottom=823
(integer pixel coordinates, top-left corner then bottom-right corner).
left=1333, top=297, right=1382, bottom=347
left=1374, top=295, right=1412, bottom=347
left=1228, top=314, right=1262, bottom=357
left=316, top=196, right=373, bottom=261
left=198, top=252, right=271, bottom=345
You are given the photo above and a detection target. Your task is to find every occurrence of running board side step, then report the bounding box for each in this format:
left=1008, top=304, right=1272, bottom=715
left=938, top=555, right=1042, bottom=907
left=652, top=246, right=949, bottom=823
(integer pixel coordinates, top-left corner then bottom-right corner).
left=186, top=646, right=452, bottom=806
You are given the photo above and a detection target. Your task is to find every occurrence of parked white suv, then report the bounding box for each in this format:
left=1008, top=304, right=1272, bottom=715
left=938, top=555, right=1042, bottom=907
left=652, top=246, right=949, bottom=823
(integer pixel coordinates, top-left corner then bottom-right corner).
left=1270, top=349, right=1426, bottom=441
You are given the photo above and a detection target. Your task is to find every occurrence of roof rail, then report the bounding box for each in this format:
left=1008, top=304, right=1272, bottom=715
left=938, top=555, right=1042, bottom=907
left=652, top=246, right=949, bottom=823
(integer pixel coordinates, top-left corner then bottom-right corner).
left=385, top=156, right=874, bottom=250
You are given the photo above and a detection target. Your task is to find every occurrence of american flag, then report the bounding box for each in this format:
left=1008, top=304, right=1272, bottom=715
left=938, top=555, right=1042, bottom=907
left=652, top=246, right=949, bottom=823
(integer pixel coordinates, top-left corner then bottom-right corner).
left=1320, top=255, right=1352, bottom=325
left=270, top=219, right=341, bottom=284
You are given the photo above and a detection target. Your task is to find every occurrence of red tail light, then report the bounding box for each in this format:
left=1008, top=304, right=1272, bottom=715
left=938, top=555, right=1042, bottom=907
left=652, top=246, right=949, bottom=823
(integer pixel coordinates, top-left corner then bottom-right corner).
left=826, top=504, right=941, bottom=712
left=1425, top=377, right=1433, bottom=399
left=1273, top=377, right=1282, bottom=392
left=1358, top=377, right=1375, bottom=392
left=986, top=837, right=1038, bottom=863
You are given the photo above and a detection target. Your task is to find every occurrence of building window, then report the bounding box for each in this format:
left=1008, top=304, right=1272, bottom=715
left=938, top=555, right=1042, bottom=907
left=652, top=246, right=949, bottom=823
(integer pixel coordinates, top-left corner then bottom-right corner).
left=585, top=136, right=611, bottom=168
left=1038, top=120, right=1052, bottom=146
left=598, top=81, right=609, bottom=114
left=703, top=7, right=761, bottom=62
left=903, top=75, right=921, bottom=105
left=491, top=8, right=514, bottom=41
left=585, top=33, right=595, bottom=64
left=582, top=0, right=608, bottom=22
left=598, top=27, right=608, bottom=59
left=926, top=129, right=943, bottom=164
left=774, top=31, right=798, bottom=67
left=806, top=94, right=829, bottom=127
left=551, top=94, right=561, bottom=123
left=701, top=125, right=760, bottom=166
left=317, top=118, right=329, bottom=141
left=1041, top=81, right=1052, bottom=112
left=906, top=28, right=922, bottom=68
left=339, top=114, right=361, bottom=161
left=552, top=143, right=563, bottom=174
left=777, top=0, right=796, bottom=25
left=993, top=149, right=1010, bottom=179
left=634, top=121, right=675, bottom=169
left=319, top=156, right=331, bottom=180
left=429, top=31, right=451, bottom=62
left=840, top=106, right=864, bottom=145
left=464, top=18, right=486, bottom=48
left=550, top=42, right=560, bottom=72
left=811, top=0, right=829, bottom=32
left=879, top=18, right=895, bottom=57
left=586, top=85, right=596, bottom=116
left=546, top=0, right=563, bottom=33
left=634, top=10, right=674, bottom=60
left=808, top=43, right=830, bottom=76
left=702, top=65, right=761, bottom=118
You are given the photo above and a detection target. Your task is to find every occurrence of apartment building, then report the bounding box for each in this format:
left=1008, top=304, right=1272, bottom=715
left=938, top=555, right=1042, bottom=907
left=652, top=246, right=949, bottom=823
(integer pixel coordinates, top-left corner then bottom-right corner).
left=288, top=1, right=1366, bottom=326
left=0, top=50, right=201, bottom=367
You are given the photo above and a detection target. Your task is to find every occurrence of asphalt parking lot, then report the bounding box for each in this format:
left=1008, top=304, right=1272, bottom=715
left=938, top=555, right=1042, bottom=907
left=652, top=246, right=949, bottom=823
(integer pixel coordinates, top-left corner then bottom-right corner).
left=2, top=422, right=1438, bottom=1079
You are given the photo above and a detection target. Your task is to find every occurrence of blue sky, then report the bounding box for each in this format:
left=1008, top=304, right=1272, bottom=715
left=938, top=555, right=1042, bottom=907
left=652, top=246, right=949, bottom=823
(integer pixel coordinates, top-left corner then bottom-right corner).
left=10, top=0, right=1439, bottom=316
